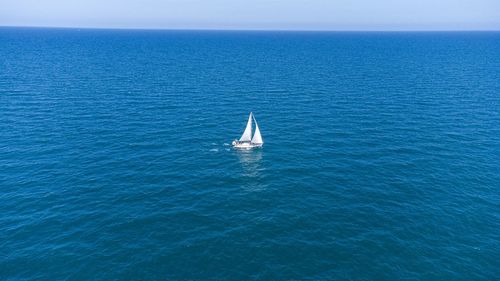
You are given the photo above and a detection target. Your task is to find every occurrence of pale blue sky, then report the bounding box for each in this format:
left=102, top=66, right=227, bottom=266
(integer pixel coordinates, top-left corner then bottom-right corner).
left=1, top=0, right=499, bottom=31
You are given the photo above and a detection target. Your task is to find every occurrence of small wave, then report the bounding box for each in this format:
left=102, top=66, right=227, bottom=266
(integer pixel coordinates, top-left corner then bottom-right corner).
left=209, top=148, right=219, bottom=152
left=223, top=143, right=230, bottom=146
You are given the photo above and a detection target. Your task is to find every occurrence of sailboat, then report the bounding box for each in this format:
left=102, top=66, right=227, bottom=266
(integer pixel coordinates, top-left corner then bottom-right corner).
left=232, top=112, right=264, bottom=149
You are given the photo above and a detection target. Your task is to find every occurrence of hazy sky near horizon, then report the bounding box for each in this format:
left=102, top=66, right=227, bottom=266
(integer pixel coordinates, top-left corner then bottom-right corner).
left=1, top=0, right=499, bottom=31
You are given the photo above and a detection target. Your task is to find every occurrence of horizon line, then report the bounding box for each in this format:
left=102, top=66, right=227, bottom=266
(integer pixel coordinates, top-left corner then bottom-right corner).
left=1, top=25, right=499, bottom=33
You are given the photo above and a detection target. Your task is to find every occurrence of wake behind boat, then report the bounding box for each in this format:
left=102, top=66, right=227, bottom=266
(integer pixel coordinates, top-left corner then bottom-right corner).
left=232, top=112, right=264, bottom=149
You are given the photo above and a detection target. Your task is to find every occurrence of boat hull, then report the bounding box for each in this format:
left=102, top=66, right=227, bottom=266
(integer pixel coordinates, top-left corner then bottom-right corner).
left=232, top=141, right=263, bottom=149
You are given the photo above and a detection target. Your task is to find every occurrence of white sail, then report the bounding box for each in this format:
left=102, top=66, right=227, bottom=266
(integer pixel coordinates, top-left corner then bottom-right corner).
left=251, top=116, right=263, bottom=144
left=239, top=112, right=253, bottom=142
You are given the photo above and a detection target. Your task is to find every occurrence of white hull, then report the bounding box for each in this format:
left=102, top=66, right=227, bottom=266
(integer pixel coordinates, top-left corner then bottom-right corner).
left=232, top=141, right=263, bottom=149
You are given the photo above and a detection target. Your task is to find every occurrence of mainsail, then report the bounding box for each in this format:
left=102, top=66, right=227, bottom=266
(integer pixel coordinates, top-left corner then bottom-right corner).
left=251, top=115, right=263, bottom=144
left=239, top=112, right=253, bottom=142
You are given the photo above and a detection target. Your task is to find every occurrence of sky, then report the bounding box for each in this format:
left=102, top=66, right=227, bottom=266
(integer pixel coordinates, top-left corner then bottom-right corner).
left=1, top=0, right=499, bottom=31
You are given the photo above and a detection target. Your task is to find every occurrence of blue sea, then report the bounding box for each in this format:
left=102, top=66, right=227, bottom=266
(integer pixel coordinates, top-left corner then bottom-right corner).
left=1, top=27, right=499, bottom=280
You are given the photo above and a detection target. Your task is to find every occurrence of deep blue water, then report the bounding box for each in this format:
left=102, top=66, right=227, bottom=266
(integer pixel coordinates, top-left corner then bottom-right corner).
left=1, top=27, right=499, bottom=280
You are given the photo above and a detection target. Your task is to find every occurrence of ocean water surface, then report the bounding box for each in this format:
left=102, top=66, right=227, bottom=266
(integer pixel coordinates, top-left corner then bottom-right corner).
left=0, top=28, right=499, bottom=280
